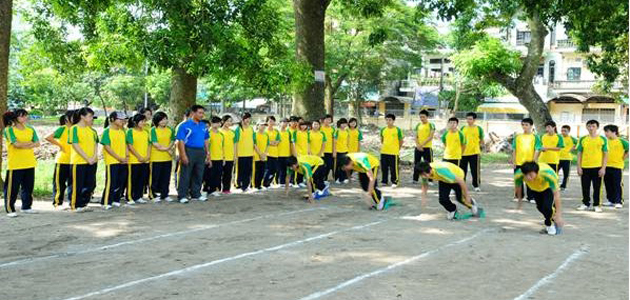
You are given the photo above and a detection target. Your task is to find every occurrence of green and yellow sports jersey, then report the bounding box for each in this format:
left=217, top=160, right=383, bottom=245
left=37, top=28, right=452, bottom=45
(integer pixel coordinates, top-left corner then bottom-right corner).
left=221, top=128, right=236, bottom=161
left=334, top=128, right=349, bottom=153
left=577, top=135, right=608, bottom=168
left=347, top=152, right=380, bottom=173
left=380, top=126, right=403, bottom=155
left=235, top=125, right=255, bottom=157
left=278, top=129, right=292, bottom=157
left=427, top=162, right=464, bottom=184
left=290, top=155, right=324, bottom=179
left=143, top=122, right=152, bottom=134
left=266, top=128, right=281, bottom=157
left=4, top=126, right=38, bottom=170
left=538, top=133, right=565, bottom=165
left=461, top=125, right=484, bottom=156
left=101, top=128, right=127, bottom=165
left=322, top=126, right=334, bottom=153
left=607, top=138, right=629, bottom=169
left=150, top=126, right=175, bottom=162
left=441, top=130, right=466, bottom=160
left=52, top=126, right=72, bottom=164
left=514, top=163, right=558, bottom=192
left=293, top=130, right=309, bottom=155
left=209, top=130, right=224, bottom=161
left=69, top=125, right=99, bottom=165
left=126, top=128, right=151, bottom=164
left=512, top=133, right=541, bottom=166
left=348, top=128, right=363, bottom=153
left=254, top=131, right=270, bottom=161
left=560, top=135, right=578, bottom=160
left=309, top=130, right=327, bottom=156
left=415, top=122, right=435, bottom=148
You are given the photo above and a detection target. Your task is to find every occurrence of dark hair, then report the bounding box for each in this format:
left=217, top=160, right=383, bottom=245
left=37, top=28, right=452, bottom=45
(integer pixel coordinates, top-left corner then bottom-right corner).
left=604, top=124, right=619, bottom=135
left=521, top=161, right=540, bottom=175
left=337, top=118, right=348, bottom=127
left=221, top=115, right=232, bottom=126
left=211, top=116, right=222, bottom=124
left=104, top=111, right=120, bottom=128
left=72, top=107, right=94, bottom=124
left=385, top=114, right=396, bottom=120
left=448, top=117, right=459, bottom=124
left=139, top=107, right=153, bottom=115
left=289, top=116, right=299, bottom=122
left=280, top=118, right=289, bottom=123
left=521, top=118, right=534, bottom=126
left=298, top=117, right=304, bottom=122
left=299, top=120, right=310, bottom=128
left=311, top=119, right=321, bottom=128
left=586, top=119, right=599, bottom=127
left=190, top=105, right=205, bottom=113
left=544, top=121, right=556, bottom=128
left=419, top=110, right=429, bottom=117
left=240, top=112, right=252, bottom=128
left=153, top=111, right=168, bottom=127
left=3, top=109, right=28, bottom=126
left=201, top=119, right=210, bottom=125
left=466, top=112, right=477, bottom=119
left=128, top=114, right=146, bottom=128
left=561, top=125, right=571, bottom=131
left=266, top=115, right=276, bottom=123
left=183, top=109, right=192, bottom=118
left=324, top=114, right=333, bottom=121
left=339, top=155, right=352, bottom=166
left=58, top=114, right=68, bottom=126
left=287, top=156, right=298, bottom=167
left=349, top=117, right=358, bottom=128
left=415, top=161, right=432, bottom=174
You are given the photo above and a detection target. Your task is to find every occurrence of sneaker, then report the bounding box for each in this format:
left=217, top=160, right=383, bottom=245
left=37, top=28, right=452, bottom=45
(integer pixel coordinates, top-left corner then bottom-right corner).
left=324, top=180, right=330, bottom=185
left=7, top=212, right=17, bottom=218
left=222, top=191, right=231, bottom=195
left=112, top=202, right=121, bottom=207
left=470, top=198, right=479, bottom=216
left=103, top=205, right=112, bottom=210
left=198, top=195, right=208, bottom=201
left=428, top=181, right=435, bottom=187
left=154, top=198, right=162, bottom=203
left=546, top=225, right=557, bottom=235
left=474, top=187, right=481, bottom=192
left=260, top=186, right=268, bottom=191
left=560, top=187, right=566, bottom=191
left=298, top=183, right=307, bottom=188
left=164, top=197, right=174, bottom=202
left=335, top=180, right=342, bottom=184
left=179, top=198, right=189, bottom=204
left=343, top=179, right=349, bottom=184
left=603, top=201, right=615, bottom=207
left=512, top=198, right=520, bottom=202
left=529, top=199, right=536, bottom=204
left=377, top=196, right=386, bottom=210
left=594, top=206, right=603, bottom=213
left=391, top=184, right=398, bottom=188
left=21, top=209, right=37, bottom=214
left=211, top=191, right=222, bottom=197
left=136, top=199, right=147, bottom=204
left=615, top=203, right=623, bottom=209
left=576, top=204, right=590, bottom=211
left=74, top=207, right=87, bottom=213
left=446, top=210, right=456, bottom=220
left=127, top=200, right=136, bottom=206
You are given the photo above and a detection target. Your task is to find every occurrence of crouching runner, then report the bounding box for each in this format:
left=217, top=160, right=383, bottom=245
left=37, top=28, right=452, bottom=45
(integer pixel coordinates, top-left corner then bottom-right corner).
left=515, top=161, right=564, bottom=235
left=285, top=155, right=329, bottom=203
left=417, top=161, right=479, bottom=220
left=340, top=152, right=388, bottom=210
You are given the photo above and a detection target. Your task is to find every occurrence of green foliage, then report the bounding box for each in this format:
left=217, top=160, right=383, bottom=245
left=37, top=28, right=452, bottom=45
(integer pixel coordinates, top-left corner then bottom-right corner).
left=451, top=37, right=522, bottom=81
left=145, top=70, right=172, bottom=107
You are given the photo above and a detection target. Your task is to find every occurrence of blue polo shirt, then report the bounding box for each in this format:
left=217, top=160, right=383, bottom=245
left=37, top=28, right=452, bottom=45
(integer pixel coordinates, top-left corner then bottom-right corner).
left=176, top=119, right=209, bottom=149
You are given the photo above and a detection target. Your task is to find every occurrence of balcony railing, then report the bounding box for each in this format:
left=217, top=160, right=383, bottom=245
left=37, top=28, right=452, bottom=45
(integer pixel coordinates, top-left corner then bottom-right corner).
left=556, top=39, right=576, bottom=48
left=549, top=80, right=625, bottom=91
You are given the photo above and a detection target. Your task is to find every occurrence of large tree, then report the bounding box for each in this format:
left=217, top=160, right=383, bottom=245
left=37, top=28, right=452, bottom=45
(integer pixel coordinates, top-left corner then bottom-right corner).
left=0, top=0, right=12, bottom=184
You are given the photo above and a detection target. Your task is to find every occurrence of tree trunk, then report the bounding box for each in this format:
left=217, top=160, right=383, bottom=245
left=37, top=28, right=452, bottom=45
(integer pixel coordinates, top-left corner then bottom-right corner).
left=324, top=75, right=333, bottom=115
left=0, top=0, right=12, bottom=186
left=292, top=0, right=328, bottom=120
left=452, top=80, right=462, bottom=117
left=169, top=66, right=197, bottom=124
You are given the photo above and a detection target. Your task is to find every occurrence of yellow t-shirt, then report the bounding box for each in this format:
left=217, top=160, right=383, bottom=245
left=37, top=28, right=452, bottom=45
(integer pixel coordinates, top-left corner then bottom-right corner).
left=606, top=138, right=628, bottom=169
left=415, top=122, right=435, bottom=148
left=208, top=130, right=224, bottom=161
left=150, top=126, right=175, bottom=162
left=309, top=130, right=327, bottom=156
left=126, top=128, right=151, bottom=164
left=347, top=152, right=380, bottom=173
left=334, top=128, right=349, bottom=153
left=221, top=128, right=236, bottom=161
left=4, top=126, right=38, bottom=170
left=348, top=128, right=363, bottom=153
left=538, top=133, right=565, bottom=165
left=254, top=131, right=269, bottom=161
left=235, top=126, right=255, bottom=157
left=441, top=130, right=466, bottom=160
left=461, top=125, right=484, bottom=156
left=380, top=126, right=403, bottom=155
left=277, top=129, right=292, bottom=157
left=514, top=163, right=558, bottom=192
left=52, top=126, right=72, bottom=164
left=293, top=155, right=324, bottom=179
left=101, top=127, right=127, bottom=165
left=321, top=126, right=334, bottom=153
left=69, top=125, right=99, bottom=165
left=560, top=135, right=578, bottom=160
left=266, top=128, right=281, bottom=157
left=293, top=130, right=309, bottom=156
left=577, top=135, right=608, bottom=168
left=512, top=133, right=542, bottom=166
left=428, top=162, right=464, bottom=184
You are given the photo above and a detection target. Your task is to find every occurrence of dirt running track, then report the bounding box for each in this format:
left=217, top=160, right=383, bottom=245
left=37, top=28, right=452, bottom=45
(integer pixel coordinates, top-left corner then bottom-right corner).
left=1, top=165, right=627, bottom=300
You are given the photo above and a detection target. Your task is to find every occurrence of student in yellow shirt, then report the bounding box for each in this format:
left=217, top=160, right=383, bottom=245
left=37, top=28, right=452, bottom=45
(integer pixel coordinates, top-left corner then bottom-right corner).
left=558, top=125, right=578, bottom=190
left=263, top=116, right=281, bottom=188
left=276, top=118, right=293, bottom=186
left=203, top=117, right=224, bottom=197
left=514, top=161, right=563, bottom=235
left=284, top=155, right=328, bottom=203
left=340, top=153, right=389, bottom=210
left=333, top=118, right=350, bottom=184
left=380, top=114, right=403, bottom=187
left=253, top=121, right=270, bottom=190
left=235, top=112, right=255, bottom=192
left=100, top=111, right=129, bottom=209
left=69, top=107, right=99, bottom=212
left=126, top=114, right=152, bottom=204
left=309, top=119, right=327, bottom=157
left=292, top=120, right=310, bottom=187
left=347, top=117, right=363, bottom=153
left=413, top=110, right=435, bottom=184
left=512, top=118, right=541, bottom=203
left=3, top=109, right=40, bottom=217
left=577, top=119, right=608, bottom=212
left=220, top=115, right=236, bottom=194
left=460, top=112, right=484, bottom=191
left=140, top=107, right=153, bottom=134
left=417, top=161, right=479, bottom=220
left=150, top=112, right=175, bottom=202
left=441, top=117, right=466, bottom=166
left=538, top=121, right=564, bottom=173
left=45, top=111, right=74, bottom=208
left=603, top=125, right=628, bottom=208
left=321, top=114, right=335, bottom=181
left=288, top=116, right=299, bottom=155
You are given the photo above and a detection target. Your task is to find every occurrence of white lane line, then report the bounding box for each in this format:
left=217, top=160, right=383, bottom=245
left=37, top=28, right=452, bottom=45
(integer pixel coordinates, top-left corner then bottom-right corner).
left=513, top=246, right=589, bottom=300
left=1, top=207, right=328, bottom=269
left=53, top=220, right=385, bottom=300
left=296, top=228, right=491, bottom=300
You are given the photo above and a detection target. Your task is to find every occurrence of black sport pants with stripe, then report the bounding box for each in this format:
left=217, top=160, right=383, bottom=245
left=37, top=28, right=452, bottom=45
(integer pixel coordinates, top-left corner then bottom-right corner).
left=438, top=181, right=472, bottom=213
left=222, top=161, right=234, bottom=192
left=102, top=163, right=127, bottom=205
left=559, top=160, right=571, bottom=189
left=151, top=161, right=172, bottom=199
left=461, top=154, right=480, bottom=188
left=581, top=167, right=603, bottom=207
left=4, top=168, right=34, bottom=213
left=530, top=188, right=555, bottom=226
left=71, top=164, right=97, bottom=209
left=128, top=163, right=149, bottom=201
left=413, top=148, right=433, bottom=182
left=604, top=167, right=623, bottom=204
left=380, top=154, right=399, bottom=185
left=52, top=163, right=71, bottom=207
left=358, top=167, right=382, bottom=205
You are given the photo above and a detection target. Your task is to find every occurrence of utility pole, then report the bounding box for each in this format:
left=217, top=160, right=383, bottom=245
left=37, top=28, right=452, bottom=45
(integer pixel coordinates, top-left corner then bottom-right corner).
left=143, top=60, right=149, bottom=108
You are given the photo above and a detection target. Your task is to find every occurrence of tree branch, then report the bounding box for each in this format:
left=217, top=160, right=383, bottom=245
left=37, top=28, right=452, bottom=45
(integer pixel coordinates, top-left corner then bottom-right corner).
left=518, top=12, right=548, bottom=90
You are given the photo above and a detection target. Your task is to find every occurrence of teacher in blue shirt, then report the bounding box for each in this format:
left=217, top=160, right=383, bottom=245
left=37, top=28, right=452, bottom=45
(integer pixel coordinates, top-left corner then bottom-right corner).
left=176, top=105, right=210, bottom=203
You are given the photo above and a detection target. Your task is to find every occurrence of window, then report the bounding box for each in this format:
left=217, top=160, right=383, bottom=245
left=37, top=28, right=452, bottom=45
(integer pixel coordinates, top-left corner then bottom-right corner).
left=582, top=108, right=615, bottom=122
left=516, top=31, right=531, bottom=45
left=560, top=111, right=572, bottom=123
left=537, top=64, right=544, bottom=77
left=548, top=61, right=555, bottom=83
left=430, top=68, right=442, bottom=73
left=429, top=58, right=442, bottom=64
left=567, top=68, right=581, bottom=81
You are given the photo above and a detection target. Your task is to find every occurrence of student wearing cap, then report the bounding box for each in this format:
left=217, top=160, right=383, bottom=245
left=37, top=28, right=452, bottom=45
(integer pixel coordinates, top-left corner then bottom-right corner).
left=150, top=112, right=175, bottom=202
left=263, top=116, right=281, bottom=188
left=253, top=120, right=270, bottom=190
left=100, top=111, right=129, bottom=209
left=176, top=105, right=210, bottom=202
left=45, top=110, right=74, bottom=209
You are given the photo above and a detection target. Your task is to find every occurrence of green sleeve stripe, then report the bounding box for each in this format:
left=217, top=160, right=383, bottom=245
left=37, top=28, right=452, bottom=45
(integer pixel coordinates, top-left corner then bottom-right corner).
left=53, top=127, right=65, bottom=139
left=150, top=128, right=158, bottom=143
left=458, top=131, right=466, bottom=144
left=441, top=132, right=447, bottom=144
left=126, top=129, right=133, bottom=144
left=414, top=124, right=419, bottom=131
left=101, top=129, right=111, bottom=145
left=29, top=126, right=39, bottom=142
left=622, top=139, right=629, bottom=151
left=577, top=136, right=586, bottom=151
left=601, top=136, right=608, bottom=151
left=512, top=133, right=517, bottom=149
left=478, top=126, right=484, bottom=140
left=514, top=170, right=524, bottom=187
left=379, top=127, right=385, bottom=138
left=437, top=167, right=456, bottom=182
left=397, top=127, right=402, bottom=139
left=358, top=131, right=363, bottom=141
left=71, top=126, right=79, bottom=144
left=430, top=123, right=435, bottom=130
left=534, top=135, right=542, bottom=150
left=572, top=136, right=578, bottom=144
left=556, top=134, right=565, bottom=147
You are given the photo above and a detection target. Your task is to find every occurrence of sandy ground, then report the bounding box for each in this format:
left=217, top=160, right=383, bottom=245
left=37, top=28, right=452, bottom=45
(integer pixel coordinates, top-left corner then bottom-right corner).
left=0, top=165, right=627, bottom=300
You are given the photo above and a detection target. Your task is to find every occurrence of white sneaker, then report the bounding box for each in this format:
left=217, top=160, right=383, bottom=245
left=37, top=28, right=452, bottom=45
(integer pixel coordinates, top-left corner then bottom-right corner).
left=211, top=191, right=222, bottom=197
left=21, top=209, right=37, bottom=214
left=74, top=207, right=86, bottom=213
left=377, top=196, right=386, bottom=211
left=335, top=180, right=342, bottom=184
left=446, top=210, right=456, bottom=220
left=615, top=203, right=623, bottom=209
left=343, top=179, right=349, bottom=184
left=470, top=198, right=479, bottom=216
left=529, top=199, right=536, bottom=204
left=546, top=225, right=557, bottom=235
left=513, top=198, right=520, bottom=202
left=260, top=186, right=268, bottom=191
left=179, top=198, right=189, bottom=203
left=136, top=199, right=147, bottom=204
left=391, top=184, right=398, bottom=188
left=324, top=180, right=330, bottom=185
left=112, top=202, right=121, bottom=207
left=103, top=205, right=112, bottom=210
left=428, top=182, right=435, bottom=187
left=127, top=200, right=136, bottom=206
left=474, top=187, right=481, bottom=192
left=7, top=212, right=17, bottom=218
left=576, top=204, right=590, bottom=211
left=165, top=197, right=174, bottom=202
left=153, top=198, right=161, bottom=203
left=594, top=206, right=603, bottom=213
left=603, top=201, right=614, bottom=207
left=298, top=183, right=307, bottom=188
left=198, top=195, right=208, bottom=201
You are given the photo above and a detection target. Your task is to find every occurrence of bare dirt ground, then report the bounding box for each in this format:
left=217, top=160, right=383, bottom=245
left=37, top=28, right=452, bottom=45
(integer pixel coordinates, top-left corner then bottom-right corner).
left=1, top=165, right=627, bottom=300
